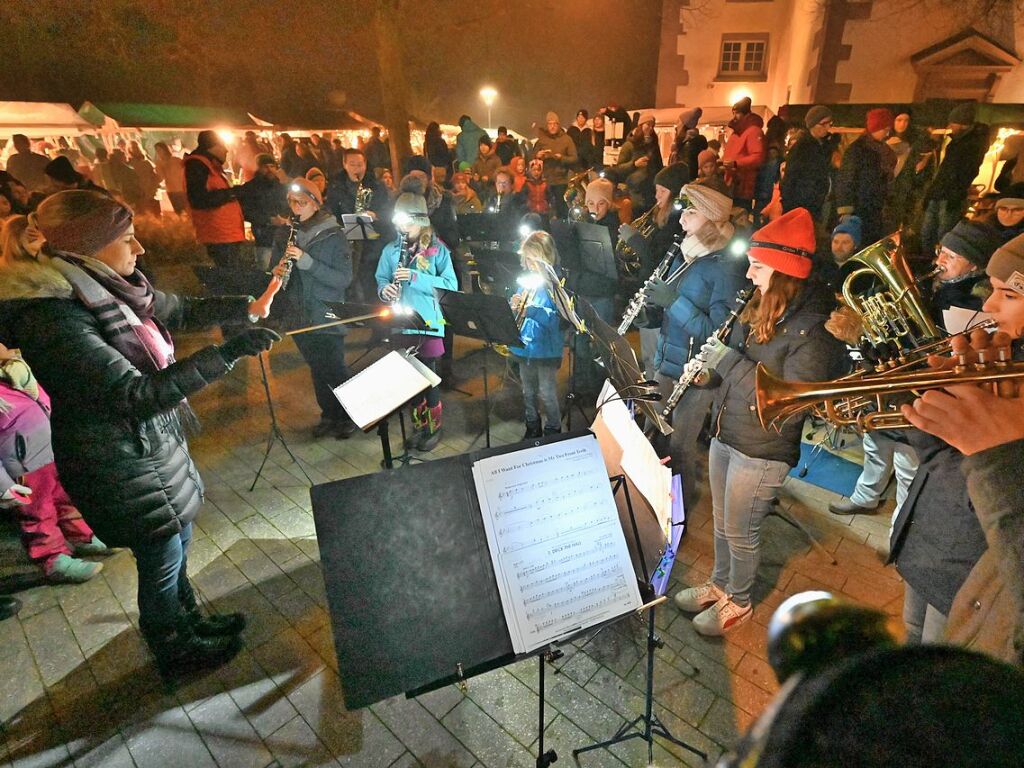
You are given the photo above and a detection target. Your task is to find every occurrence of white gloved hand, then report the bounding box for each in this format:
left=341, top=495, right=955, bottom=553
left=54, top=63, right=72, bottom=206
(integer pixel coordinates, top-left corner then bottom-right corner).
left=0, top=484, right=32, bottom=508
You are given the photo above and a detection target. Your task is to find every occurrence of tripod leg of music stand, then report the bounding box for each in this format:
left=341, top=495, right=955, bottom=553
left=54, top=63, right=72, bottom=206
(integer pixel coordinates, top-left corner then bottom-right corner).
left=251, top=353, right=285, bottom=492
left=378, top=418, right=394, bottom=470
left=536, top=655, right=556, bottom=768
left=771, top=507, right=837, bottom=565
left=482, top=363, right=491, bottom=449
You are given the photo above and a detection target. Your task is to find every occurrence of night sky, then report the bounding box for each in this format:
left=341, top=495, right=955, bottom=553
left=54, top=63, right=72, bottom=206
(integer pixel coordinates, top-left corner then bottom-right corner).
left=1, top=0, right=663, bottom=133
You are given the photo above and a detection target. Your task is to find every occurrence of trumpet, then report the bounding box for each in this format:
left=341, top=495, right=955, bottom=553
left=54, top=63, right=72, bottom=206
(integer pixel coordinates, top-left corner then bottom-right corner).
left=662, top=288, right=754, bottom=418
left=756, top=325, right=1023, bottom=432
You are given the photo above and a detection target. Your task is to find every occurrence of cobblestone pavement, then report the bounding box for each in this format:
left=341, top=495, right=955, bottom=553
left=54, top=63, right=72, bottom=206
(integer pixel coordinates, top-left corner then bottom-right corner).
left=0, top=326, right=905, bottom=768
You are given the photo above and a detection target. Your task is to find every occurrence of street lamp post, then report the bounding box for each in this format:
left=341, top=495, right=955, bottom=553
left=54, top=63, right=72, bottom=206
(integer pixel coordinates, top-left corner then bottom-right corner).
left=479, top=86, right=498, bottom=131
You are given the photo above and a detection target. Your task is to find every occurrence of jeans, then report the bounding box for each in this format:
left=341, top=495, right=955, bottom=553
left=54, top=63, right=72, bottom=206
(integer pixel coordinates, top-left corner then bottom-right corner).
left=849, top=432, right=919, bottom=524
left=134, top=522, right=193, bottom=637
left=292, top=332, right=352, bottom=423
left=708, top=438, right=790, bottom=606
left=638, top=326, right=660, bottom=380
left=571, top=296, right=614, bottom=397
left=655, top=372, right=714, bottom=514
left=903, top=583, right=948, bottom=644
left=519, top=357, right=561, bottom=430
left=920, top=199, right=962, bottom=257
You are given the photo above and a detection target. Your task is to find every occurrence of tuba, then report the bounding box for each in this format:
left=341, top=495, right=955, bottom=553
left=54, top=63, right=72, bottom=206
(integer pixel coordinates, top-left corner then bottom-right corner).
left=840, top=232, right=939, bottom=351
left=614, top=205, right=658, bottom=285
left=564, top=168, right=591, bottom=221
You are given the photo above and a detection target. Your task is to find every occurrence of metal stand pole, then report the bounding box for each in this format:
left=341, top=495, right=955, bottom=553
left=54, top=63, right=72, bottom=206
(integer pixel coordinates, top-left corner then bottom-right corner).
left=250, top=353, right=312, bottom=491
left=536, top=655, right=556, bottom=768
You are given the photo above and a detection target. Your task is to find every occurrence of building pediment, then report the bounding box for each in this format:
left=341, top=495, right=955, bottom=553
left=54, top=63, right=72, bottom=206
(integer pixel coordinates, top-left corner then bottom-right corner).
left=912, top=28, right=1020, bottom=72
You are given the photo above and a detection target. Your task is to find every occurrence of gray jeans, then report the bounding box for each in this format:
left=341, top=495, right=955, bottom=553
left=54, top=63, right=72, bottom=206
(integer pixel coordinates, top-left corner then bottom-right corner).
left=709, top=438, right=790, bottom=606
left=903, top=583, right=948, bottom=645
left=519, top=357, right=561, bottom=430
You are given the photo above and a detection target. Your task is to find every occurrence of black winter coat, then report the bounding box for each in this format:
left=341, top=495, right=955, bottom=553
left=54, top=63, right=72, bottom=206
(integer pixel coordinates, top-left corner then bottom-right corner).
left=835, top=134, right=895, bottom=244
left=0, top=259, right=249, bottom=547
left=291, top=211, right=353, bottom=336
left=710, top=282, right=844, bottom=465
left=781, top=133, right=838, bottom=220
left=925, top=123, right=990, bottom=204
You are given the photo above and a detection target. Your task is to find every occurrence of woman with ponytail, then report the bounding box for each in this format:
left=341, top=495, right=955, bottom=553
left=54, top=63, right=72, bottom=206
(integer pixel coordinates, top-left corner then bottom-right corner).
left=0, top=191, right=281, bottom=679
left=674, top=208, right=845, bottom=635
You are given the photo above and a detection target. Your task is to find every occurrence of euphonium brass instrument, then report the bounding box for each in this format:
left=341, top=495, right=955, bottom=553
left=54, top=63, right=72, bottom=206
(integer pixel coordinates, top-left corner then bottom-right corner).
left=495, top=272, right=545, bottom=357
left=755, top=324, right=1021, bottom=432
left=841, top=231, right=939, bottom=349
left=564, top=168, right=591, bottom=221
left=615, top=205, right=658, bottom=282
left=354, top=179, right=372, bottom=213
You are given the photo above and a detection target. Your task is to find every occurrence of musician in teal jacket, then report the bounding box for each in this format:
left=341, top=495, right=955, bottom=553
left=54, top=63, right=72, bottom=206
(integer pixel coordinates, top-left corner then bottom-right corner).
left=376, top=192, right=458, bottom=451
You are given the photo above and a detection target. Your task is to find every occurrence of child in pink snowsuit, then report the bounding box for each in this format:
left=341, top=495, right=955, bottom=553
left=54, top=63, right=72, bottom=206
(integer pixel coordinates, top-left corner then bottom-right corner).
left=0, top=345, right=107, bottom=582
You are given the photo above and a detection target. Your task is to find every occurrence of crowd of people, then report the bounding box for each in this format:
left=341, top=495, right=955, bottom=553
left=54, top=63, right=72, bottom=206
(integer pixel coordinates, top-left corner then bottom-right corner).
left=0, top=95, right=1022, bottom=735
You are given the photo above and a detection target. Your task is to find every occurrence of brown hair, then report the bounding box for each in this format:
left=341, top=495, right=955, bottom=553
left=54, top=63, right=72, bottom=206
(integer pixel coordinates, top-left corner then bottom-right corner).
left=740, top=272, right=804, bottom=344
left=520, top=230, right=558, bottom=269
left=0, top=215, right=34, bottom=265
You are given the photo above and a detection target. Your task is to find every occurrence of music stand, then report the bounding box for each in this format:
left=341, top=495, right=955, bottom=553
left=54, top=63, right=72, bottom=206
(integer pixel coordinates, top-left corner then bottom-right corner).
left=340, top=213, right=378, bottom=241
left=250, top=353, right=313, bottom=492
left=437, top=290, right=522, bottom=448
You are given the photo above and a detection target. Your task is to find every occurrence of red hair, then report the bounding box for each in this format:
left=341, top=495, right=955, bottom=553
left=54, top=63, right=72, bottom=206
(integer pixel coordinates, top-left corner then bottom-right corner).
left=740, top=272, right=804, bottom=344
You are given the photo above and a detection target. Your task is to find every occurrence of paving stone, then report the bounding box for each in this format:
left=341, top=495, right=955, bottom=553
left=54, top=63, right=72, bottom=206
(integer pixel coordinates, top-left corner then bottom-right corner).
left=22, top=606, right=86, bottom=687
left=122, top=698, right=217, bottom=768
left=414, top=684, right=466, bottom=720
left=440, top=698, right=534, bottom=768
left=463, top=668, right=550, bottom=745
left=187, top=690, right=274, bottom=768
left=372, top=696, right=476, bottom=768
left=527, top=714, right=626, bottom=768
left=221, top=650, right=301, bottom=740
left=63, top=731, right=135, bottom=768
left=263, top=715, right=339, bottom=768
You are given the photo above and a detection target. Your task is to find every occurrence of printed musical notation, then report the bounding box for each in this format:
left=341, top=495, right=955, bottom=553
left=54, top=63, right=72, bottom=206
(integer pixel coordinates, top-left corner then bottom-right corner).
left=472, top=435, right=642, bottom=654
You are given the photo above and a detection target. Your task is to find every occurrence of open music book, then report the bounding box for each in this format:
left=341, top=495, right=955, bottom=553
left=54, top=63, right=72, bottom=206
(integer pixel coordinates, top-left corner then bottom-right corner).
left=472, top=434, right=642, bottom=654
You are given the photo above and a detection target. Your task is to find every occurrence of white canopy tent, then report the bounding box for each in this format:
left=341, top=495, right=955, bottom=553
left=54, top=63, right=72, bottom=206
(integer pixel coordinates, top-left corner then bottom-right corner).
left=0, top=101, right=97, bottom=138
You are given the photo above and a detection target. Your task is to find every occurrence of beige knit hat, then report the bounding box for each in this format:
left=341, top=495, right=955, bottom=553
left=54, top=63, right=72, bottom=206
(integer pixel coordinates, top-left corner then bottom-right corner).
left=545, top=111, right=560, bottom=124
left=585, top=178, right=614, bottom=207
left=683, top=182, right=732, bottom=224
left=987, top=232, right=1024, bottom=295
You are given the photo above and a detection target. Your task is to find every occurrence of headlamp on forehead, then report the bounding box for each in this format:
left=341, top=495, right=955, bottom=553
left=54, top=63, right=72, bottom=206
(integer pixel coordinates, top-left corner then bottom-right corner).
left=392, top=210, right=412, bottom=228
left=730, top=239, right=750, bottom=257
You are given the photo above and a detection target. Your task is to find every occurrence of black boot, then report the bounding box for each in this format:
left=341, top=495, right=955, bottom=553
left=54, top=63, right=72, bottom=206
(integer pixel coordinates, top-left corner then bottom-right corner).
left=144, top=614, right=243, bottom=681
left=523, top=420, right=542, bottom=440
left=184, top=606, right=247, bottom=638
left=542, top=425, right=562, bottom=436
left=0, top=595, right=21, bottom=621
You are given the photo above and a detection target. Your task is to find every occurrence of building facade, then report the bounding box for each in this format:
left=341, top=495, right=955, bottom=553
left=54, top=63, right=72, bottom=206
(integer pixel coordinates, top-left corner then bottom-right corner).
left=655, top=0, right=1024, bottom=109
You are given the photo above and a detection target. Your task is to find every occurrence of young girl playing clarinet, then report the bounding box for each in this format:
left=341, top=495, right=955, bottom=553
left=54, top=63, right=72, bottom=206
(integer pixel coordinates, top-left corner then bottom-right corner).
left=376, top=193, right=458, bottom=451
left=509, top=231, right=563, bottom=439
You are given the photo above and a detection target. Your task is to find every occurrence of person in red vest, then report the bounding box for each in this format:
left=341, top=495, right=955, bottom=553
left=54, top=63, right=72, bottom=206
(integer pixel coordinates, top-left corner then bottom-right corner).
left=185, top=130, right=247, bottom=268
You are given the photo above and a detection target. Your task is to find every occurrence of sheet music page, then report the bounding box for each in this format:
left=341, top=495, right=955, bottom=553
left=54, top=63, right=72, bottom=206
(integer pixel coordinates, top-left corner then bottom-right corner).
left=332, top=351, right=432, bottom=430
left=472, top=435, right=642, bottom=653
left=594, top=382, right=673, bottom=538
left=942, top=306, right=994, bottom=336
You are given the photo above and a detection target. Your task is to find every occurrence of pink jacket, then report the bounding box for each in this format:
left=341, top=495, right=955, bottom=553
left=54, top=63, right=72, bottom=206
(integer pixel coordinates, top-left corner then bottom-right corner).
left=723, top=113, right=766, bottom=200
left=0, top=382, right=53, bottom=493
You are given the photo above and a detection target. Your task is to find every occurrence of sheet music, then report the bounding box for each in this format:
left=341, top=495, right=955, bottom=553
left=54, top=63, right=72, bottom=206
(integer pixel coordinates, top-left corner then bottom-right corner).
left=332, top=351, right=438, bottom=430
left=942, top=305, right=994, bottom=336
left=472, top=435, right=642, bottom=653
left=593, top=381, right=673, bottom=538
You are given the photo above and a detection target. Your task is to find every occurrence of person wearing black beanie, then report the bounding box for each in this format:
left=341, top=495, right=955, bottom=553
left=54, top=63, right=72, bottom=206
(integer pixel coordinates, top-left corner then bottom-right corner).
left=44, top=155, right=110, bottom=196
left=929, top=218, right=1003, bottom=318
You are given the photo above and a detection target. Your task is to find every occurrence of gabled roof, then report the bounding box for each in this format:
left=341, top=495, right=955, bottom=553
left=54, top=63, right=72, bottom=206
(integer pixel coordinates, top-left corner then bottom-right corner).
left=912, top=28, right=1020, bottom=69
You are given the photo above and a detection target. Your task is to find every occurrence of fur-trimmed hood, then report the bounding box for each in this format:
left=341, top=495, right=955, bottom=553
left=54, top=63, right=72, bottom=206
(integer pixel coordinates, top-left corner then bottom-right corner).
left=0, top=257, right=74, bottom=302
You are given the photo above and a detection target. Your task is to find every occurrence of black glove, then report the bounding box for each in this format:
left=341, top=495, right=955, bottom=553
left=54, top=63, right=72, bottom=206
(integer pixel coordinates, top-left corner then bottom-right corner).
left=219, top=328, right=281, bottom=365
left=648, top=278, right=678, bottom=309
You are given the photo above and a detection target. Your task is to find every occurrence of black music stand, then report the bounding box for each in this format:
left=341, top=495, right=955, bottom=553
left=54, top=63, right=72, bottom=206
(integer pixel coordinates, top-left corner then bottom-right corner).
left=250, top=353, right=312, bottom=491
left=340, top=213, right=377, bottom=241
left=437, top=290, right=522, bottom=448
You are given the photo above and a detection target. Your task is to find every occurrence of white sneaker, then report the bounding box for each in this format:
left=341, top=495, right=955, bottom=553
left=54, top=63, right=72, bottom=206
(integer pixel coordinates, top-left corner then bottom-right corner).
left=692, top=594, right=753, bottom=636
left=674, top=581, right=727, bottom=613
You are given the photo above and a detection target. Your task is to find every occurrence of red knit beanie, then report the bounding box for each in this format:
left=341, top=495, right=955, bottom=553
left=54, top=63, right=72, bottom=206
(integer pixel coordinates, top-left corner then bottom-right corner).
left=865, top=108, right=895, bottom=134
left=748, top=208, right=815, bottom=278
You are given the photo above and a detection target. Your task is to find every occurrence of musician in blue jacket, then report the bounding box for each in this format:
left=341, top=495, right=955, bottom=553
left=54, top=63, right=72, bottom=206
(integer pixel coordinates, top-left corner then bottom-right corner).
left=509, top=231, right=564, bottom=439
left=376, top=192, right=458, bottom=451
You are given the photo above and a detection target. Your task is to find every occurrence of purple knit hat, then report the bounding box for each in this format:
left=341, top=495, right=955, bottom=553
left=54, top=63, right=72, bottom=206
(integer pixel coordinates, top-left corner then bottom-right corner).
left=34, top=190, right=133, bottom=256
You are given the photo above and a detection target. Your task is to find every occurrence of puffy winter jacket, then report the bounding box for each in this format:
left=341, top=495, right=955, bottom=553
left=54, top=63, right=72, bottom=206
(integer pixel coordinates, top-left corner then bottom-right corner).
left=723, top=113, right=765, bottom=200
left=510, top=287, right=563, bottom=360
left=835, top=134, right=896, bottom=244
left=0, top=258, right=250, bottom=546
left=655, top=251, right=750, bottom=380
left=781, top=132, right=838, bottom=220
left=925, top=123, right=990, bottom=204
left=456, top=119, right=488, bottom=168
left=291, top=210, right=353, bottom=336
left=375, top=234, right=458, bottom=338
left=0, top=379, right=53, bottom=493
left=532, top=129, right=578, bottom=186
left=709, top=281, right=844, bottom=466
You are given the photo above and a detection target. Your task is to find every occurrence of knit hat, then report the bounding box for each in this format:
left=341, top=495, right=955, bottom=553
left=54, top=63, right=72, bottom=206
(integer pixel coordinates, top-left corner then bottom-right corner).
left=733, top=96, right=752, bottom=113
left=678, top=108, right=702, bottom=130
left=44, top=156, right=81, bottom=185
left=749, top=208, right=816, bottom=278
left=997, top=197, right=1024, bottom=209
left=940, top=220, right=1003, bottom=268
left=255, top=153, right=276, bottom=167
left=832, top=215, right=863, bottom=250
left=35, top=190, right=133, bottom=257
left=576, top=109, right=589, bottom=120
left=287, top=177, right=322, bottom=207
left=697, top=149, right=718, bottom=168
left=393, top=192, right=430, bottom=224
left=584, top=178, right=614, bottom=207
left=865, top=108, right=895, bottom=134
left=654, top=163, right=689, bottom=199
left=545, top=111, right=560, bottom=124
left=305, top=166, right=325, bottom=183
left=948, top=102, right=977, bottom=126
left=987, top=233, right=1024, bottom=294
left=804, top=105, right=833, bottom=129
left=637, top=112, right=656, bottom=128
left=683, top=182, right=732, bottom=224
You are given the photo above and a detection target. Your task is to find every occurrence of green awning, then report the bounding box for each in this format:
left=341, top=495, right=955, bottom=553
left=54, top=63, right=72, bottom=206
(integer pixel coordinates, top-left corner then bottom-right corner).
left=780, top=101, right=1024, bottom=130
left=79, top=102, right=263, bottom=130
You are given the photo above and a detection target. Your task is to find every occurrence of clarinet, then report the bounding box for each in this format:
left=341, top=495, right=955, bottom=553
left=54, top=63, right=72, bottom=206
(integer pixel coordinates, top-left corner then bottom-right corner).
left=278, top=216, right=299, bottom=291
left=661, top=288, right=754, bottom=418
left=391, top=232, right=412, bottom=303
left=617, top=235, right=685, bottom=335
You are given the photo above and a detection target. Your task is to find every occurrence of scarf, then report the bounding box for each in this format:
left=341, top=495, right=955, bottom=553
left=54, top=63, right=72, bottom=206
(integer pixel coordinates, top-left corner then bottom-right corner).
left=681, top=219, right=733, bottom=263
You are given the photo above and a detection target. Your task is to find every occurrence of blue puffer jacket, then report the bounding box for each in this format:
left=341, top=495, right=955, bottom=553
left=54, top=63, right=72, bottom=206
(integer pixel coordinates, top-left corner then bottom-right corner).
left=655, top=251, right=750, bottom=380
left=510, top=288, right=563, bottom=360
left=376, top=234, right=458, bottom=338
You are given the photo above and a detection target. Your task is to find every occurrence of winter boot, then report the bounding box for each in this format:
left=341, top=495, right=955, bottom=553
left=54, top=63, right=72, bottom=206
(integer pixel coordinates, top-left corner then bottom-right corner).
left=542, top=425, right=562, bottom=436
left=181, top=590, right=247, bottom=638
left=416, top=404, right=443, bottom=452
left=73, top=536, right=112, bottom=557
left=45, top=554, right=102, bottom=584
left=522, top=419, right=543, bottom=440
left=144, top=613, right=243, bottom=682
left=405, top=399, right=429, bottom=448
left=0, top=596, right=21, bottom=621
